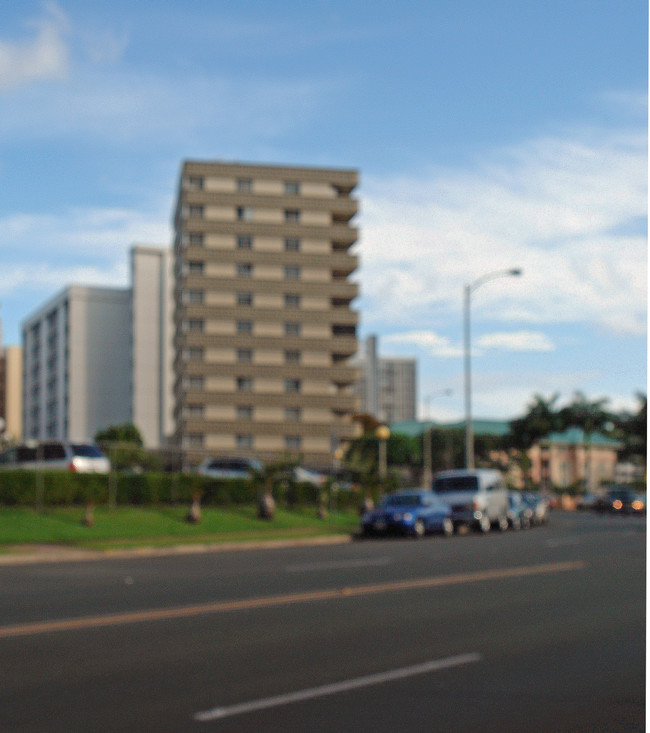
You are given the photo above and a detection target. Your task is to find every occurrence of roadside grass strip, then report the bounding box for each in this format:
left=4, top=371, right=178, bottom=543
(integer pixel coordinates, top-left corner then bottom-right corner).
left=0, top=560, right=585, bottom=640
left=194, top=653, right=482, bottom=721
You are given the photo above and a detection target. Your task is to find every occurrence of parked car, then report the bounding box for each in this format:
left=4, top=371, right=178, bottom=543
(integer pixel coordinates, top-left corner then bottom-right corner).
left=594, top=488, right=645, bottom=515
left=0, top=441, right=110, bottom=473
left=431, top=468, right=509, bottom=532
left=360, top=489, right=453, bottom=538
left=522, top=492, right=551, bottom=525
left=197, top=457, right=263, bottom=480
left=507, top=492, right=533, bottom=530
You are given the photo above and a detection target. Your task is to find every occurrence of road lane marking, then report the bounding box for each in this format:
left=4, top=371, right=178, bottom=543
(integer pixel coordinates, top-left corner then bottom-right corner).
left=0, top=560, right=585, bottom=640
left=194, top=653, right=482, bottom=721
left=285, top=557, right=393, bottom=572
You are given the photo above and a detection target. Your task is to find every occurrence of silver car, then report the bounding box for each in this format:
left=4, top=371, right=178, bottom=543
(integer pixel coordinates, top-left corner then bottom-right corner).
left=0, top=441, right=111, bottom=473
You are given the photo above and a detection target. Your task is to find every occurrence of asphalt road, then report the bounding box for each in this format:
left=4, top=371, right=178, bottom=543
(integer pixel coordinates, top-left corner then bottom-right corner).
left=0, top=511, right=645, bottom=732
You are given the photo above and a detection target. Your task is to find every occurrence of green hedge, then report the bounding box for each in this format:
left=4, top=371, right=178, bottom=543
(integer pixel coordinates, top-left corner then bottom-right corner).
left=0, top=470, right=327, bottom=507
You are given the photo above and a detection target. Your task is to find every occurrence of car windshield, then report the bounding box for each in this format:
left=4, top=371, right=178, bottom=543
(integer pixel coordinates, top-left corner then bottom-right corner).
left=71, top=444, right=104, bottom=458
left=380, top=494, right=424, bottom=507
left=433, top=476, right=479, bottom=493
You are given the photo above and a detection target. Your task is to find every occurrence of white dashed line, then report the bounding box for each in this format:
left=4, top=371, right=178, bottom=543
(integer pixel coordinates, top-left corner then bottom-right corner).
left=194, top=653, right=482, bottom=721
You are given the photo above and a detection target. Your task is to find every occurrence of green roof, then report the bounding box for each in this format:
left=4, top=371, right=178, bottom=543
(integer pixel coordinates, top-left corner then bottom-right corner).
left=389, top=419, right=511, bottom=438
left=540, top=427, right=623, bottom=448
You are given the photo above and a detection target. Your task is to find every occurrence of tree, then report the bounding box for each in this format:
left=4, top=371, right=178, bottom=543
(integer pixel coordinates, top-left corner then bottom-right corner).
left=95, top=423, right=144, bottom=446
left=94, top=423, right=161, bottom=472
left=508, top=393, right=562, bottom=450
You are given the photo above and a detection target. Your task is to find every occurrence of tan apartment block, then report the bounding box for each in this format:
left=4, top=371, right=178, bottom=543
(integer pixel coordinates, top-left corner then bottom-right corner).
left=172, top=161, right=361, bottom=468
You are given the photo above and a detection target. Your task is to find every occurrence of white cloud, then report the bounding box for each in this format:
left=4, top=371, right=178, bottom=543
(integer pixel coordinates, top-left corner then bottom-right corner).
left=383, top=330, right=462, bottom=358
left=0, top=204, right=172, bottom=297
left=359, top=125, right=647, bottom=336
left=0, top=3, right=70, bottom=91
left=477, top=330, right=555, bottom=352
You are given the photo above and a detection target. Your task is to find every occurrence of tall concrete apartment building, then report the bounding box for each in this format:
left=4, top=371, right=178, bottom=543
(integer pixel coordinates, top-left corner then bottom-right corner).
left=356, top=335, right=417, bottom=423
left=173, top=160, right=361, bottom=467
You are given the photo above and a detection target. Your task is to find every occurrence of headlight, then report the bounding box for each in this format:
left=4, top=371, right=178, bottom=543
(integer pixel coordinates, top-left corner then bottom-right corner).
left=403, top=513, right=413, bottom=521
left=613, top=500, right=623, bottom=510
left=632, top=500, right=644, bottom=511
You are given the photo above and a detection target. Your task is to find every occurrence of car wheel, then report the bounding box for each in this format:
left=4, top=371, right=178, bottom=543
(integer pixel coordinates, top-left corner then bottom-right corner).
left=511, top=516, right=521, bottom=531
left=442, top=517, right=454, bottom=537
left=413, top=518, right=426, bottom=539
left=497, top=515, right=509, bottom=532
left=478, top=514, right=491, bottom=533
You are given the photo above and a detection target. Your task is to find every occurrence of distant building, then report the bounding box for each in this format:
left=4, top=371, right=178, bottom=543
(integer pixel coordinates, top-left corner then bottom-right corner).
left=22, top=286, right=131, bottom=442
left=172, top=160, right=360, bottom=467
left=528, top=427, right=622, bottom=491
left=0, top=345, right=23, bottom=442
left=130, top=246, right=175, bottom=447
left=356, top=335, right=416, bottom=423
left=21, top=246, right=174, bottom=447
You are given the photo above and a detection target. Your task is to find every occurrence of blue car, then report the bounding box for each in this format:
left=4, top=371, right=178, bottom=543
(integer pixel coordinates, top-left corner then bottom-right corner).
left=360, top=489, right=453, bottom=538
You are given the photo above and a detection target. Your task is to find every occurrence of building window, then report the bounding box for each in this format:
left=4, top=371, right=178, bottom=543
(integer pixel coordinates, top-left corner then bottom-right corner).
left=186, top=404, right=204, bottom=417
left=237, top=292, right=253, bottom=306
left=237, top=320, right=253, bottom=334
left=285, top=407, right=301, bottom=422
left=237, top=377, right=253, bottom=392
left=187, top=176, right=203, bottom=190
left=237, top=235, right=253, bottom=249
left=284, top=294, right=301, bottom=308
left=237, top=179, right=252, bottom=192
left=237, top=349, right=253, bottom=363
left=284, top=209, right=300, bottom=222
left=237, top=206, right=253, bottom=221
left=188, top=232, right=204, bottom=246
left=285, top=350, right=300, bottom=364
left=187, top=376, right=204, bottom=390
left=188, top=261, right=204, bottom=274
left=186, top=434, right=204, bottom=447
left=285, top=435, right=302, bottom=450
left=189, top=205, right=204, bottom=217
left=285, top=238, right=300, bottom=251
left=285, top=181, right=300, bottom=195
left=284, top=266, right=300, bottom=280
left=285, top=322, right=301, bottom=336
left=237, top=263, right=253, bottom=277
left=285, top=378, right=301, bottom=393
left=237, top=406, right=253, bottom=421
left=236, top=434, right=253, bottom=448
left=187, top=319, right=203, bottom=332
left=186, top=290, right=204, bottom=304
left=186, top=347, right=204, bottom=360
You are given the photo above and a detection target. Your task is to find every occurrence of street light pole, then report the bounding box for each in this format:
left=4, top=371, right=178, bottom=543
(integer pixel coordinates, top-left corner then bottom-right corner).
left=463, top=268, right=522, bottom=469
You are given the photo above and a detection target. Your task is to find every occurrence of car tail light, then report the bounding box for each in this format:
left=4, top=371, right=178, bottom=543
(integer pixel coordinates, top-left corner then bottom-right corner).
left=68, top=461, right=77, bottom=472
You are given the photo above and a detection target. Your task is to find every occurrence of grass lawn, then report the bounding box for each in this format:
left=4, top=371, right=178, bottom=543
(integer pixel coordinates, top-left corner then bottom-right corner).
left=0, top=505, right=360, bottom=551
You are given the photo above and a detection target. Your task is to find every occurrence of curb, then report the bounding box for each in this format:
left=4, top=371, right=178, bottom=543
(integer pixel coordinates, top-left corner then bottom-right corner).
left=0, top=534, right=354, bottom=566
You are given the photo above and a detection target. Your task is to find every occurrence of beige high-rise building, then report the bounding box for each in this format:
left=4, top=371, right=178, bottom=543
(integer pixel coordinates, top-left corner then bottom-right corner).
left=172, top=160, right=361, bottom=467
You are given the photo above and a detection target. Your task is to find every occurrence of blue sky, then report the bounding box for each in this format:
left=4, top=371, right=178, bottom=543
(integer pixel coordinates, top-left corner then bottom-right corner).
left=0, top=1, right=646, bottom=422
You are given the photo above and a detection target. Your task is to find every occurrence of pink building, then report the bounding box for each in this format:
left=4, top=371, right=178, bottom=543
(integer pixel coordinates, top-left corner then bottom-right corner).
left=528, top=427, right=622, bottom=491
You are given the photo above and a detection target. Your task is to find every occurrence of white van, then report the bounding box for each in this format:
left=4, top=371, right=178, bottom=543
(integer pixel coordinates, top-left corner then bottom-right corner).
left=432, top=468, right=509, bottom=532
